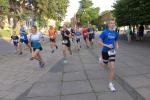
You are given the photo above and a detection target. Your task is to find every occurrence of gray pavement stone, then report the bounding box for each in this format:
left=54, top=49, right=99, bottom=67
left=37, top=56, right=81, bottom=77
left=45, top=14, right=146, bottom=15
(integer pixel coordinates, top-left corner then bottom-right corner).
left=63, top=71, right=87, bottom=82
left=135, top=67, right=150, bottom=74
left=136, top=87, right=150, bottom=100
left=0, top=91, right=10, bottom=99
left=145, top=74, right=150, bottom=79
left=25, top=96, right=60, bottom=100
left=90, top=79, right=123, bottom=92
left=61, top=81, right=92, bottom=95
left=116, top=67, right=140, bottom=77
left=27, top=82, right=61, bottom=97
left=83, top=64, right=102, bottom=71
left=63, top=64, right=83, bottom=72
left=81, top=57, right=97, bottom=64
left=37, top=73, right=62, bottom=83
left=97, top=91, right=133, bottom=100
left=9, top=81, right=33, bottom=93
left=0, top=84, right=15, bottom=91
left=4, top=91, right=23, bottom=100
left=122, top=75, right=150, bottom=88
left=86, top=70, right=108, bottom=79
left=61, top=93, right=96, bottom=100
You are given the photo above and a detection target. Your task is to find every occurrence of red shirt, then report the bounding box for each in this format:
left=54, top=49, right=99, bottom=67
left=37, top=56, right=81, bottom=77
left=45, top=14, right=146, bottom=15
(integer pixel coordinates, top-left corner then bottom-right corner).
left=82, top=28, right=88, bottom=37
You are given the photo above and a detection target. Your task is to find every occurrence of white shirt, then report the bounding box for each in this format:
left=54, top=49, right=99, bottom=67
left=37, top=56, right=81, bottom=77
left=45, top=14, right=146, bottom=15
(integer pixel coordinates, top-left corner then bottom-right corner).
left=30, top=32, right=43, bottom=41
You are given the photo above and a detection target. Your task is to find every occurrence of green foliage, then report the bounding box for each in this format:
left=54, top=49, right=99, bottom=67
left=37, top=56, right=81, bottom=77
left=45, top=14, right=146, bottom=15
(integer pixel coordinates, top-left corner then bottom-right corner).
left=0, top=30, right=10, bottom=38
left=0, top=0, right=9, bottom=14
left=113, top=0, right=150, bottom=26
left=34, top=0, right=69, bottom=21
left=0, top=0, right=69, bottom=28
left=55, top=21, right=61, bottom=30
left=77, top=0, right=100, bottom=25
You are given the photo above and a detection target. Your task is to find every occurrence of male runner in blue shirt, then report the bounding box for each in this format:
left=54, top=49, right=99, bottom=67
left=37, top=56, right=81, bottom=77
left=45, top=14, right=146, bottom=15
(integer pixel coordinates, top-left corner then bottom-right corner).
left=98, top=19, right=119, bottom=92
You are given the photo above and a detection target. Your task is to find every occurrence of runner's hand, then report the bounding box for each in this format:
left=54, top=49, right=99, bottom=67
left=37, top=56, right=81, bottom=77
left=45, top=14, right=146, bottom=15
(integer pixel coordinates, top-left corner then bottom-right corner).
left=107, top=44, right=113, bottom=49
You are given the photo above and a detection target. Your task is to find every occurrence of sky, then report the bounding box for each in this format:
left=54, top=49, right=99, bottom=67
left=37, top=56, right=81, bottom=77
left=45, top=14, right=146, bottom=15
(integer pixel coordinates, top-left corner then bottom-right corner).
left=64, top=0, right=116, bottom=21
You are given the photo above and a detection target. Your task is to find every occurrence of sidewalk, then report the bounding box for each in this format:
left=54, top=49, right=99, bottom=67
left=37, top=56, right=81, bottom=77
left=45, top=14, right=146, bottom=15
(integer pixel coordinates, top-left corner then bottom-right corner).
left=19, top=44, right=133, bottom=100
left=0, top=38, right=63, bottom=100
left=92, top=35, right=150, bottom=100
left=0, top=34, right=150, bottom=100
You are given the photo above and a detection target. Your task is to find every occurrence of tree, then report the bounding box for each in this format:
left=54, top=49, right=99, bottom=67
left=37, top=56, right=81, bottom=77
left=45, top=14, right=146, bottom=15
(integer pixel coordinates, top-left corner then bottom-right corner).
left=0, top=0, right=69, bottom=28
left=76, top=0, right=100, bottom=26
left=34, top=0, right=69, bottom=27
left=113, top=0, right=150, bottom=26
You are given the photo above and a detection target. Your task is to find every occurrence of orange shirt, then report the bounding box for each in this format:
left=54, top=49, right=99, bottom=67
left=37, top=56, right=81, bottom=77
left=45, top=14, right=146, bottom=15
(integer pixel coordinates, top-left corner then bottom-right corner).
left=48, top=28, right=57, bottom=39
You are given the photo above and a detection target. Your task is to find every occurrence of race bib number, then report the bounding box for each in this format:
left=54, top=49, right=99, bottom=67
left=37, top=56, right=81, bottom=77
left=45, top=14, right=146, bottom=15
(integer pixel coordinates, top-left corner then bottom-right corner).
left=89, top=31, right=94, bottom=34
left=13, top=40, right=18, bottom=42
left=62, top=40, right=68, bottom=44
left=50, top=36, right=53, bottom=38
left=108, top=49, right=116, bottom=56
left=20, top=36, right=24, bottom=39
left=76, top=36, right=80, bottom=39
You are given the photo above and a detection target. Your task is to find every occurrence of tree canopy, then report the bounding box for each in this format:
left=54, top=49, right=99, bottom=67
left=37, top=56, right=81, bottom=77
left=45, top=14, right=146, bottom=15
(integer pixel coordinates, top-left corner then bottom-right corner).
left=113, top=0, right=150, bottom=26
left=76, top=0, right=100, bottom=26
left=0, top=0, right=69, bottom=27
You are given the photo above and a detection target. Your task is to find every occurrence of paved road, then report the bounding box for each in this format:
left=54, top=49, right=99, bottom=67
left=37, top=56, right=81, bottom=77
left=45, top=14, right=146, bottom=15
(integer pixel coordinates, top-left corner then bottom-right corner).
left=0, top=39, right=15, bottom=55
left=0, top=33, right=150, bottom=100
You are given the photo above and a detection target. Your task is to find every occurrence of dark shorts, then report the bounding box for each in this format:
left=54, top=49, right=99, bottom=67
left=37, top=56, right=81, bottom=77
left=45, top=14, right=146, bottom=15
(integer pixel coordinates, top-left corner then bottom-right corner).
left=13, top=42, right=18, bottom=46
left=20, top=39, right=28, bottom=44
left=76, top=38, right=80, bottom=43
left=102, top=51, right=116, bottom=64
left=50, top=38, right=56, bottom=42
left=83, top=36, right=88, bottom=41
left=89, top=34, right=94, bottom=41
left=138, top=33, right=144, bottom=37
left=62, top=40, right=71, bottom=47
left=33, top=47, right=43, bottom=51
left=89, top=34, right=93, bottom=41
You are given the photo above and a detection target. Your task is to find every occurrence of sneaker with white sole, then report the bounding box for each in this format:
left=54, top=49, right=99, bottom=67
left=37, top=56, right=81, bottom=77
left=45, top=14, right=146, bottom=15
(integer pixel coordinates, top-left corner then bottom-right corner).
left=109, top=82, right=116, bottom=92
left=63, top=60, right=68, bottom=64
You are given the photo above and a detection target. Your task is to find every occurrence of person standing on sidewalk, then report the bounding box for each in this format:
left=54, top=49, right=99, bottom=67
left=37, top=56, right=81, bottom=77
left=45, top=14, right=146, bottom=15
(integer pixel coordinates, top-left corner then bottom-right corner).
left=48, top=25, right=58, bottom=54
left=61, top=25, right=72, bottom=63
left=138, top=24, right=144, bottom=41
left=127, top=26, right=132, bottom=42
left=29, top=25, right=45, bottom=68
left=98, top=19, right=119, bottom=92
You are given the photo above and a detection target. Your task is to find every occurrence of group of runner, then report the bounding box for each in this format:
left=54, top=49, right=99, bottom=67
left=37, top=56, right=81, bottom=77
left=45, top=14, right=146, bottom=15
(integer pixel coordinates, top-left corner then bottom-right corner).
left=10, top=24, right=96, bottom=65
left=10, top=19, right=119, bottom=92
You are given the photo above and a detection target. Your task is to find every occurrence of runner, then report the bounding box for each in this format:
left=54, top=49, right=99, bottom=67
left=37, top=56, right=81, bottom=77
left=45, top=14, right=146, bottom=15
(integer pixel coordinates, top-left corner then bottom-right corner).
left=97, top=19, right=119, bottom=92
left=10, top=31, right=19, bottom=53
left=48, top=25, right=58, bottom=53
left=70, top=27, right=75, bottom=43
left=18, top=24, right=32, bottom=55
left=74, top=27, right=81, bottom=51
left=88, top=24, right=95, bottom=47
left=61, top=25, right=72, bottom=63
left=29, top=25, right=45, bottom=68
left=82, top=26, right=89, bottom=48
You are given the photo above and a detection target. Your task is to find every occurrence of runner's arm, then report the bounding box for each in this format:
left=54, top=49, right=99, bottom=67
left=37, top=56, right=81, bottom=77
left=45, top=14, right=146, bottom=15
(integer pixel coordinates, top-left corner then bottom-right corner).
left=115, top=41, right=119, bottom=50
left=97, top=39, right=113, bottom=49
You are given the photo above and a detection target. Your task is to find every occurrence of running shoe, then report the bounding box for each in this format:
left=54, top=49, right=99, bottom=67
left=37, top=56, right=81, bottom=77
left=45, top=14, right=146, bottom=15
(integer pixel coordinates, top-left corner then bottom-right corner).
left=109, top=82, right=116, bottom=92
